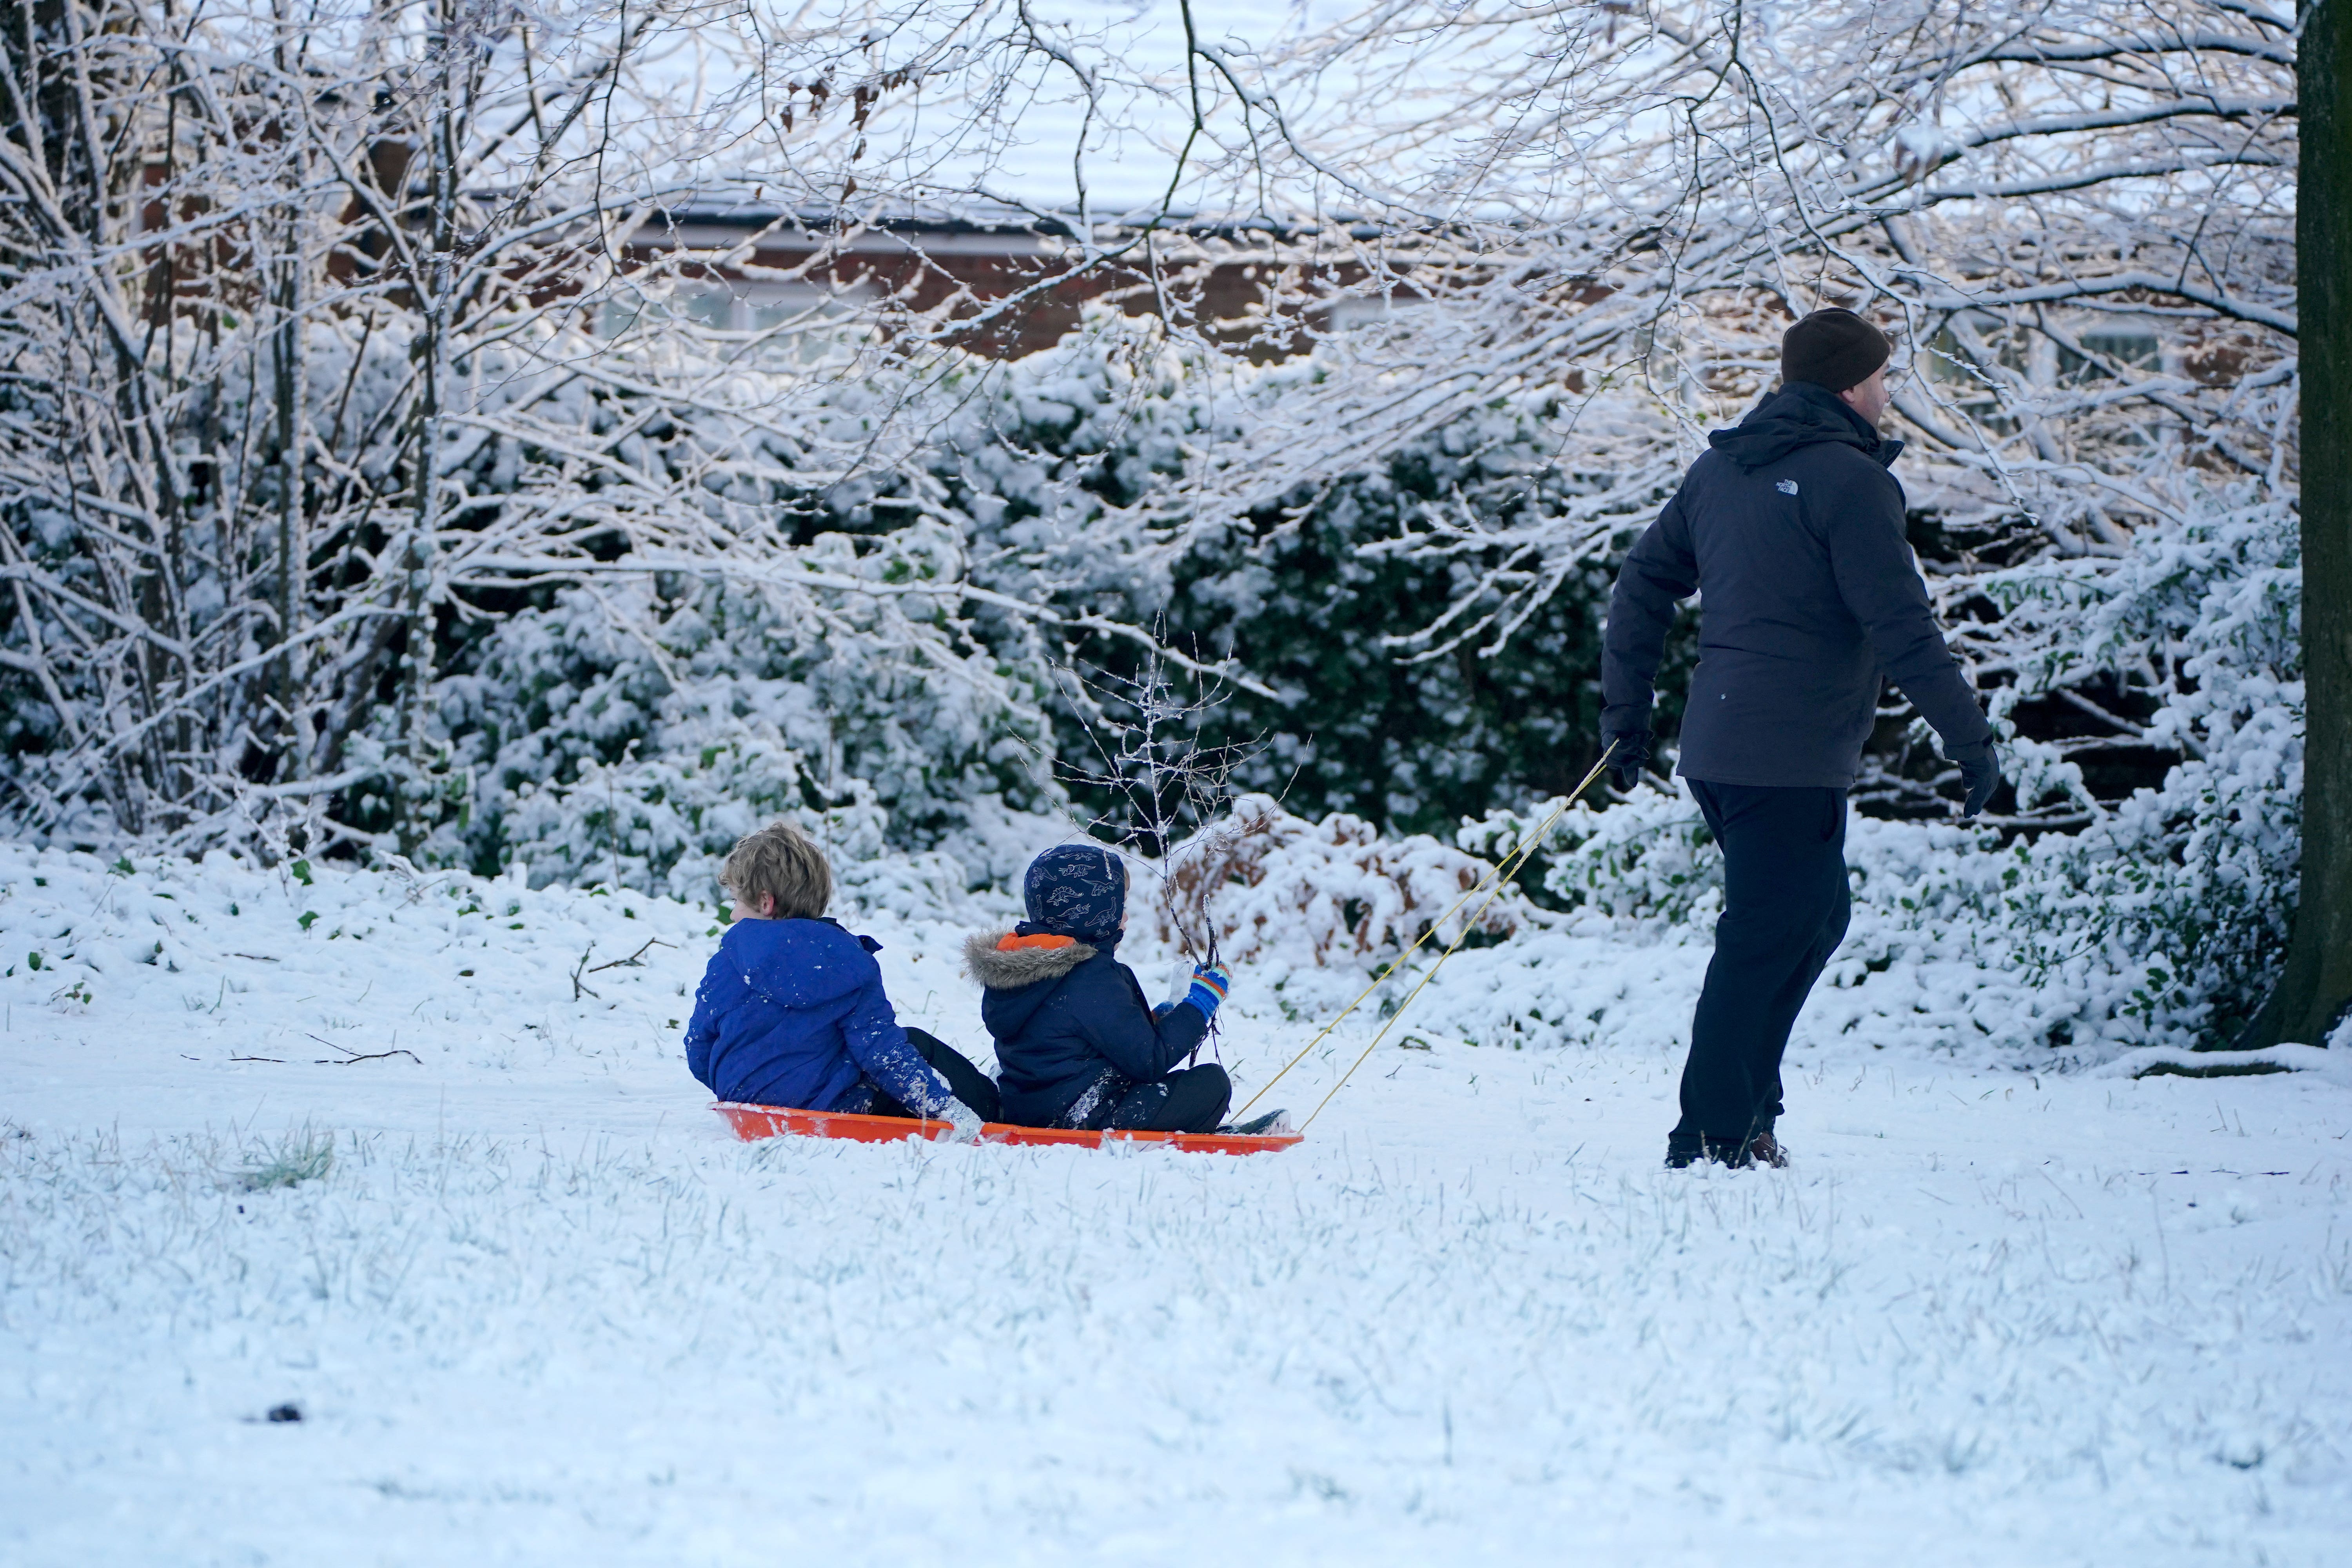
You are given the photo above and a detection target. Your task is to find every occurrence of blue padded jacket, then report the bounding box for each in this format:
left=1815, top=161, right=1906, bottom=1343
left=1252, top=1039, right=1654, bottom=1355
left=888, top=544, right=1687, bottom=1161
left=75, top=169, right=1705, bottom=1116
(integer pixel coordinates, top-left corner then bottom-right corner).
left=684, top=917, right=951, bottom=1114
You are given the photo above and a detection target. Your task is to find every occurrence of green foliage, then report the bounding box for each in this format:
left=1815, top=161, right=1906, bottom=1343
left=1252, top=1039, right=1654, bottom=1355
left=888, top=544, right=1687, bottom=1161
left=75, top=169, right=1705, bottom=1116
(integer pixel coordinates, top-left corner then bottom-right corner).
left=1165, top=486, right=1695, bottom=838
left=238, top=1131, right=334, bottom=1192
left=931, top=344, right=1701, bottom=840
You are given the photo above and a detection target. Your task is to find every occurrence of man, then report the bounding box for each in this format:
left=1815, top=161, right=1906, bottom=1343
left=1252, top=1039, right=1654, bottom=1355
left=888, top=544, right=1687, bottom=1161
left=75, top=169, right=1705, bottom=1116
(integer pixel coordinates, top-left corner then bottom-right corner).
left=1600, top=307, right=2001, bottom=1170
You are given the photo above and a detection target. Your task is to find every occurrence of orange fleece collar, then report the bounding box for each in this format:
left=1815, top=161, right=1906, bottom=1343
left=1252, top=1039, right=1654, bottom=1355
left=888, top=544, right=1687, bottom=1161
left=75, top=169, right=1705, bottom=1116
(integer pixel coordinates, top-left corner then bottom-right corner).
left=996, top=932, right=1077, bottom=952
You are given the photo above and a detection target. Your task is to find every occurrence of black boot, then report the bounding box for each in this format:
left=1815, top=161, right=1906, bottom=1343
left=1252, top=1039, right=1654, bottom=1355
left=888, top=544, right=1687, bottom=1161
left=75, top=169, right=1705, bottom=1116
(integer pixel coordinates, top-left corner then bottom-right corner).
left=1664, top=1133, right=1753, bottom=1170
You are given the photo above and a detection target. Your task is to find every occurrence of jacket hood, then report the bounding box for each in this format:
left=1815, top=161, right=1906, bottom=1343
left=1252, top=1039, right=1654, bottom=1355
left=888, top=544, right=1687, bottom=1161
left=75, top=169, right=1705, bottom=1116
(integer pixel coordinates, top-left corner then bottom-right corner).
left=967, top=928, right=1100, bottom=1044
left=1709, top=381, right=1904, bottom=472
left=719, top=917, right=877, bottom=1008
left=963, top=929, right=1097, bottom=989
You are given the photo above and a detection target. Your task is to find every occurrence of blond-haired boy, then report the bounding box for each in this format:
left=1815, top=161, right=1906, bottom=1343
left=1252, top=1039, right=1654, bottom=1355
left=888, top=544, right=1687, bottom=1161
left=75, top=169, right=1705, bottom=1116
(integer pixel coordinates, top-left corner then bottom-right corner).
left=684, top=820, right=996, bottom=1133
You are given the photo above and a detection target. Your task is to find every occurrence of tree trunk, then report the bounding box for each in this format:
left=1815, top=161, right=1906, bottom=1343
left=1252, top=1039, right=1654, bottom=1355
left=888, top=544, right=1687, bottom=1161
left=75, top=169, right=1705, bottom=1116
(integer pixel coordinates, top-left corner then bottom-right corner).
left=2240, top=0, right=2352, bottom=1047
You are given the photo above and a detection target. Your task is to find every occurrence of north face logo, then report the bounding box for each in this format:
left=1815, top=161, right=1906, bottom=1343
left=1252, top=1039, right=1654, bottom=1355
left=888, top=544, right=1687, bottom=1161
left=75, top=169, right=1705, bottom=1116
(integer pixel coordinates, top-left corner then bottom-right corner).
left=1776, top=479, right=1800, bottom=495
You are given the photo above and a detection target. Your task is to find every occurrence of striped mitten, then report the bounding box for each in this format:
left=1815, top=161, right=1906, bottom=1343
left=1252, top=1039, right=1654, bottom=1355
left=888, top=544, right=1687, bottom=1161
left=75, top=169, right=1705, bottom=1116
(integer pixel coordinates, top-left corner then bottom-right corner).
left=1185, top=961, right=1231, bottom=1021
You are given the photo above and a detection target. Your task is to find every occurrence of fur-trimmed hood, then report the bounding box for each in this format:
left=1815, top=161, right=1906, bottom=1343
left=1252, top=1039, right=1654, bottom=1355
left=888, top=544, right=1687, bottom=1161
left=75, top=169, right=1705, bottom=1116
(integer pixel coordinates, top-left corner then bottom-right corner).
left=962, top=929, right=1097, bottom=989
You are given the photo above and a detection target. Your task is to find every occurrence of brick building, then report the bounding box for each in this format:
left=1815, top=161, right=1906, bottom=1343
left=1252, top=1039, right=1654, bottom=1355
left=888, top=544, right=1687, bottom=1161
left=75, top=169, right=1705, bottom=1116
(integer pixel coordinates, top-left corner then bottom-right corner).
left=620, top=201, right=1416, bottom=360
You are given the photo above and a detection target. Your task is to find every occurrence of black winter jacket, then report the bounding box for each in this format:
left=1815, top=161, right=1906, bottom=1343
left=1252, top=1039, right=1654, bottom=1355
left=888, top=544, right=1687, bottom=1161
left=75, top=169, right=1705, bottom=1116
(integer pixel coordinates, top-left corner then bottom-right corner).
left=1601, top=381, right=1992, bottom=788
left=964, top=928, right=1208, bottom=1129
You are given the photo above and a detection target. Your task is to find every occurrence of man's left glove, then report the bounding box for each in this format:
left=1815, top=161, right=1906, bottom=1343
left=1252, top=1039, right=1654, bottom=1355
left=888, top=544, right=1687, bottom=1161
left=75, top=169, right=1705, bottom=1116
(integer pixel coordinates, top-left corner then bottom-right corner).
left=1950, top=739, right=2004, bottom=819
left=1599, top=722, right=1653, bottom=792
left=938, top=1100, right=985, bottom=1144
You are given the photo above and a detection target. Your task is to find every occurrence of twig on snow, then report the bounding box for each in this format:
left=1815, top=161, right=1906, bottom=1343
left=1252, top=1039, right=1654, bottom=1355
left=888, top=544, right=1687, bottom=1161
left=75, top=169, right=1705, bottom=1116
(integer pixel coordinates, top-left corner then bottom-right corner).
left=589, top=937, right=673, bottom=972
left=308, top=1033, right=419, bottom=1065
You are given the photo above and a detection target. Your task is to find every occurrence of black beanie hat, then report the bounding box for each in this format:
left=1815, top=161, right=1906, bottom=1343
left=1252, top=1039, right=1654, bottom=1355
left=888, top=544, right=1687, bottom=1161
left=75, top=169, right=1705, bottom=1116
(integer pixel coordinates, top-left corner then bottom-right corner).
left=1781, top=308, right=1892, bottom=392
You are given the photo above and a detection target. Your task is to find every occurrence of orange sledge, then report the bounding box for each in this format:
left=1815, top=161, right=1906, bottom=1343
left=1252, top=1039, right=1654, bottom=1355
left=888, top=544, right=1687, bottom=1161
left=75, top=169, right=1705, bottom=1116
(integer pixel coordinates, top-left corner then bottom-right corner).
left=713, top=1101, right=1302, bottom=1156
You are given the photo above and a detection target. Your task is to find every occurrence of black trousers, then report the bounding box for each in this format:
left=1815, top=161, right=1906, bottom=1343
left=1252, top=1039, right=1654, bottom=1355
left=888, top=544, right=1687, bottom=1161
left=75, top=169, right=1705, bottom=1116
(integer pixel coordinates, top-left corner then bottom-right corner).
left=1063, top=1064, right=1232, bottom=1134
left=1110, top=1064, right=1232, bottom=1133
left=1671, top=780, right=1852, bottom=1149
left=868, top=1029, right=1003, bottom=1124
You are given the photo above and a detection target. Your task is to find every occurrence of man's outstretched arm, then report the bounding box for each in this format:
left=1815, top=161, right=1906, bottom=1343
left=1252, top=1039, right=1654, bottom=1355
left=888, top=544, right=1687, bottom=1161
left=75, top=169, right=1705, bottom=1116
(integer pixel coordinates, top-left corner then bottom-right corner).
left=1825, top=468, right=2001, bottom=814
left=1823, top=469, right=1993, bottom=751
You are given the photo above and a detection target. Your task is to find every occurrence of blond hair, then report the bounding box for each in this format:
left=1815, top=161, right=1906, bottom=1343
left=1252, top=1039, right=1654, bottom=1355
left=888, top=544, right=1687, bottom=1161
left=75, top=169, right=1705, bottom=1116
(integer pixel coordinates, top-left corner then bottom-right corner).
left=719, top=819, right=833, bottom=920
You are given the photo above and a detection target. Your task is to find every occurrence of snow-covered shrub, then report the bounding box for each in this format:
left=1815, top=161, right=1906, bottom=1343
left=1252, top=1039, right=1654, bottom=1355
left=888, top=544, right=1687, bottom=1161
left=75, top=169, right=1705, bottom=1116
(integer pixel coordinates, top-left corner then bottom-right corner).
left=5, top=294, right=2299, bottom=1061
left=1949, top=488, right=2302, bottom=1044
left=1150, top=794, right=1518, bottom=978
left=415, top=573, right=1060, bottom=900
left=1148, top=393, right=1653, bottom=835
left=1461, top=786, right=1721, bottom=929
left=921, top=328, right=1681, bottom=837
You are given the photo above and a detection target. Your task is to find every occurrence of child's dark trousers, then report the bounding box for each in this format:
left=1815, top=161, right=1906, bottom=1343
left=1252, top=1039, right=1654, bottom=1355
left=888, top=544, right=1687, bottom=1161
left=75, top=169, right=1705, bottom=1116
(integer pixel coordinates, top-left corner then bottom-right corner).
left=868, top=1029, right=1003, bottom=1123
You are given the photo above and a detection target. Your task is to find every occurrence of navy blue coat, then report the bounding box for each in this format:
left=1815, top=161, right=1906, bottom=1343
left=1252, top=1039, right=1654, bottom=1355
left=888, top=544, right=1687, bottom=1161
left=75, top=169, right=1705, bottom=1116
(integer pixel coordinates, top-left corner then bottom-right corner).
left=963, top=929, right=1209, bottom=1129
left=1602, top=381, right=1992, bottom=788
left=685, top=917, right=951, bottom=1114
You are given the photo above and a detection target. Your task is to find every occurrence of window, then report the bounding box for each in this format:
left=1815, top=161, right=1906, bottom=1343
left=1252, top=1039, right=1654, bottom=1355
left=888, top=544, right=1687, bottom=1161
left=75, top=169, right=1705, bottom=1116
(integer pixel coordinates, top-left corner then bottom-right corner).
left=597, top=280, right=874, bottom=362
left=2056, top=330, right=2163, bottom=385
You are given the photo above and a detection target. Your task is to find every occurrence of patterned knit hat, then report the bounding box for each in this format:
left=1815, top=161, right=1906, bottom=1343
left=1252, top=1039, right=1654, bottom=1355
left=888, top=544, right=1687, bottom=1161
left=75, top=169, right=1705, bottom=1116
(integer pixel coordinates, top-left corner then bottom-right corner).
left=1023, top=843, right=1129, bottom=940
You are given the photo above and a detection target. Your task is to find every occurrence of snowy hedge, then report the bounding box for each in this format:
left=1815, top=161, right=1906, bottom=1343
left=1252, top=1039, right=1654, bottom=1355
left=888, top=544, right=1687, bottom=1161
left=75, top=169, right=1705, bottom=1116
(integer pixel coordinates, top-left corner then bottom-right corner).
left=0, top=310, right=2303, bottom=1062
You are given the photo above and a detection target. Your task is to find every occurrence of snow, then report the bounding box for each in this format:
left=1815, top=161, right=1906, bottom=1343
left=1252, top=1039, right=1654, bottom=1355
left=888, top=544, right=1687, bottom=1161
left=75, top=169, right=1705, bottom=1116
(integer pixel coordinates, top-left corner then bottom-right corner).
left=4, top=844, right=2350, bottom=1565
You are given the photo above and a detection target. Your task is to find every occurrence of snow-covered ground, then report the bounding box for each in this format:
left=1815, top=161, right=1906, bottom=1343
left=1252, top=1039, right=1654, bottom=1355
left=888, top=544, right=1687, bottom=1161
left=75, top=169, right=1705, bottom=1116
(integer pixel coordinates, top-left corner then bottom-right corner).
left=3, top=846, right=2348, bottom=1565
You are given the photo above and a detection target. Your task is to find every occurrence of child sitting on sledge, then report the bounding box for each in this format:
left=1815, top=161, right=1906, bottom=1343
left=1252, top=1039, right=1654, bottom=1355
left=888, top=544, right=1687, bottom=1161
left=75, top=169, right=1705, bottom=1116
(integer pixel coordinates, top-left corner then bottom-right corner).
left=964, top=843, right=1235, bottom=1133
left=686, top=819, right=998, bottom=1136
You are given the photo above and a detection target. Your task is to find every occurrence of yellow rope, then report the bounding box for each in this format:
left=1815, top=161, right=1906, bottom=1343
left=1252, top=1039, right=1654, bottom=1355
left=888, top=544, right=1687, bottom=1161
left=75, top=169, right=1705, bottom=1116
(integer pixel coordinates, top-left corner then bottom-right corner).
left=1298, top=757, right=1611, bottom=1130
left=1225, top=805, right=1558, bottom=1119
left=1298, top=837, right=1539, bottom=1129
left=1232, top=744, right=1622, bottom=1124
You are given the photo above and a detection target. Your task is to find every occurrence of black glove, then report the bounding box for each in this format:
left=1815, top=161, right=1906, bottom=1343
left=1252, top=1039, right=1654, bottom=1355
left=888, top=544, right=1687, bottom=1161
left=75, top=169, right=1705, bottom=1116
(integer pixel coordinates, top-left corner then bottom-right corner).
left=1599, top=725, right=1653, bottom=792
left=1950, top=739, right=2002, bottom=819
